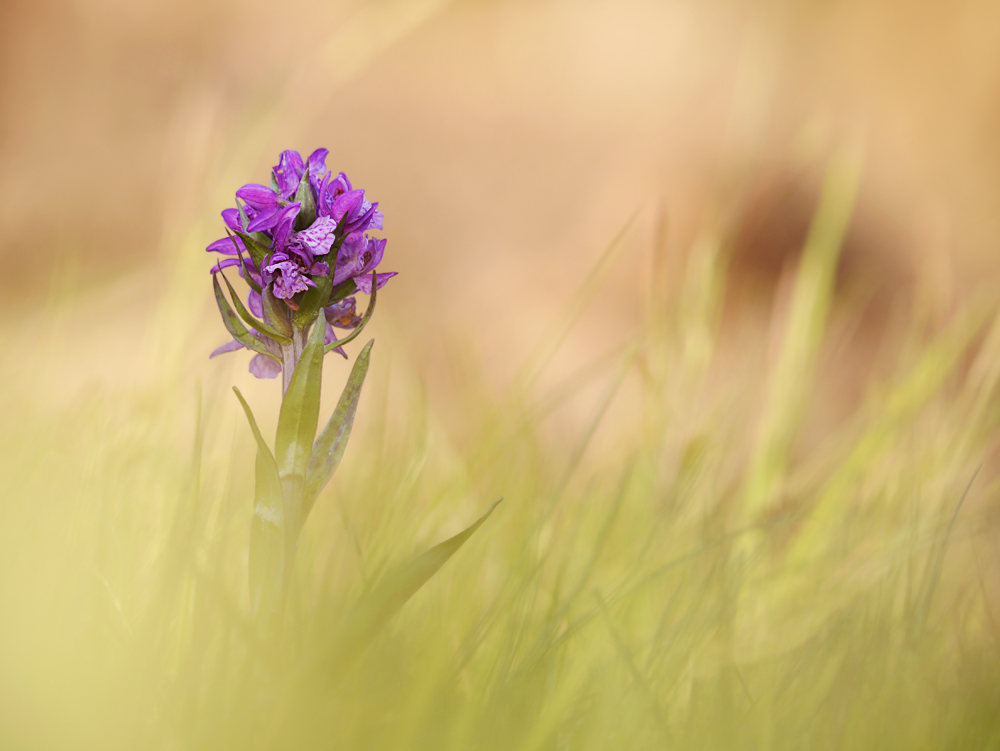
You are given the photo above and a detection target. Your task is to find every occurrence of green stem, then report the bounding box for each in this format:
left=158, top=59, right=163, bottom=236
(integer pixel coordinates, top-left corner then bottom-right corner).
left=280, top=324, right=311, bottom=395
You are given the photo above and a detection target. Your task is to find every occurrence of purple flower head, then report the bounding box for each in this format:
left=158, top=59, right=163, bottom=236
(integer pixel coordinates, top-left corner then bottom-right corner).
left=208, top=147, right=395, bottom=377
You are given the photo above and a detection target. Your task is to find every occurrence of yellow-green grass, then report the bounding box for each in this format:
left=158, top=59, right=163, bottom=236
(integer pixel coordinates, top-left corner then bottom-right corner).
left=2, top=153, right=999, bottom=750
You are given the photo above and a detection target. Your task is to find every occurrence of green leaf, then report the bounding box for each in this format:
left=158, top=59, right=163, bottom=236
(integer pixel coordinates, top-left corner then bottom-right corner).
left=324, top=273, right=377, bottom=354
left=336, top=499, right=503, bottom=659
left=274, top=315, right=326, bottom=478
left=218, top=270, right=291, bottom=344
left=303, top=340, right=374, bottom=512
left=233, top=387, right=285, bottom=623
left=223, top=229, right=262, bottom=293
left=293, top=168, right=316, bottom=230
left=262, top=287, right=293, bottom=339
left=294, top=272, right=332, bottom=329
left=212, top=274, right=280, bottom=362
left=234, top=229, right=272, bottom=268
left=328, top=278, right=357, bottom=305
left=236, top=250, right=263, bottom=294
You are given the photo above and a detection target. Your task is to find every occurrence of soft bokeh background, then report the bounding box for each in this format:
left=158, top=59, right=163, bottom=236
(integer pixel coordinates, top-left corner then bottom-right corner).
left=3, top=0, right=1000, bottom=748
left=5, top=0, right=1000, bottom=382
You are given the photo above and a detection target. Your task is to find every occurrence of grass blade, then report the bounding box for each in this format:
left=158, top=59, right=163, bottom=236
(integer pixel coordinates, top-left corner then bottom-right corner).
left=333, top=498, right=503, bottom=664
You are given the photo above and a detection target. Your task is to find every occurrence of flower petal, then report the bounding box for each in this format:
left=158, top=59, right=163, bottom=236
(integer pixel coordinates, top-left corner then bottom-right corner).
left=325, top=297, right=362, bottom=329
left=332, top=232, right=366, bottom=285
left=207, top=237, right=241, bottom=255
left=294, top=215, right=338, bottom=255
left=343, top=200, right=379, bottom=234
left=210, top=339, right=245, bottom=358
left=323, top=326, right=348, bottom=359
left=236, top=184, right=278, bottom=211
left=330, top=189, right=365, bottom=223
left=248, top=289, right=263, bottom=317
left=358, top=236, right=387, bottom=274
left=266, top=254, right=315, bottom=298
left=210, top=258, right=241, bottom=273
left=273, top=150, right=305, bottom=198
left=271, top=203, right=301, bottom=251
left=249, top=354, right=282, bottom=379
left=222, top=208, right=243, bottom=232
left=246, top=204, right=283, bottom=233
left=307, top=148, right=329, bottom=176
left=354, top=271, right=397, bottom=295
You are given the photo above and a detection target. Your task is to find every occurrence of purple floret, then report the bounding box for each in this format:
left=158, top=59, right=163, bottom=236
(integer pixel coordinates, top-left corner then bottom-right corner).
left=266, top=253, right=316, bottom=299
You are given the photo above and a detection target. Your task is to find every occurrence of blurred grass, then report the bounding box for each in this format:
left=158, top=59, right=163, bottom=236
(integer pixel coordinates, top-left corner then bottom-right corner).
left=1, top=153, right=999, bottom=749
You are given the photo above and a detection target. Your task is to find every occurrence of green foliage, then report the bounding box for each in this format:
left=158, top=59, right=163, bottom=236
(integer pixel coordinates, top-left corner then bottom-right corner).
left=293, top=168, right=317, bottom=231
left=213, top=272, right=280, bottom=362
left=234, top=226, right=272, bottom=267
left=219, top=270, right=291, bottom=344
left=304, top=339, right=373, bottom=511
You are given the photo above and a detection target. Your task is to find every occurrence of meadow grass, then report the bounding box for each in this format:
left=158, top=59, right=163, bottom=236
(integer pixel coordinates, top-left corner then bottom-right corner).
left=2, top=158, right=1000, bottom=750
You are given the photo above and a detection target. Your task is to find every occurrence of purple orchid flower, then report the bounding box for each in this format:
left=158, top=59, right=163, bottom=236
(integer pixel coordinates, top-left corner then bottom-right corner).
left=207, top=148, right=395, bottom=378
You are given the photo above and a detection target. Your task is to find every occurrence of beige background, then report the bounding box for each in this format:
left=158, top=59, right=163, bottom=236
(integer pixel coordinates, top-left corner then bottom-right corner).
left=2, top=0, right=999, bottom=418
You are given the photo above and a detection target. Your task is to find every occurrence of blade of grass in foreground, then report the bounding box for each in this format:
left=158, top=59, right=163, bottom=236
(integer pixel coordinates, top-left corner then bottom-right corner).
left=742, top=144, right=863, bottom=520
left=309, top=498, right=503, bottom=674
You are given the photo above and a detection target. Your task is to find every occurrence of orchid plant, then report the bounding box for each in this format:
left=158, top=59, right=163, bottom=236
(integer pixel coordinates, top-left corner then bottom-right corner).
left=209, top=149, right=498, bottom=641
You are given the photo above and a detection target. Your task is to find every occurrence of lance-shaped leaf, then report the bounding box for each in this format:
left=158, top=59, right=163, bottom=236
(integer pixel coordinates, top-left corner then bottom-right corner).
left=294, top=271, right=333, bottom=329
left=233, top=387, right=285, bottom=622
left=219, top=270, right=291, bottom=344
left=327, top=278, right=357, bottom=306
left=303, top=340, right=373, bottom=512
left=212, top=274, right=280, bottom=362
left=333, top=499, right=503, bottom=662
left=293, top=168, right=316, bottom=230
left=274, top=314, right=326, bottom=478
left=234, top=243, right=263, bottom=294
left=324, top=273, right=377, bottom=355
left=262, top=286, right=293, bottom=339
left=234, top=228, right=272, bottom=268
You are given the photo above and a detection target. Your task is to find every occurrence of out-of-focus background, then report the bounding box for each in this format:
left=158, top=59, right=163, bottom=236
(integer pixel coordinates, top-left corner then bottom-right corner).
left=4, top=0, right=1000, bottom=387
left=3, top=0, right=1000, bottom=748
